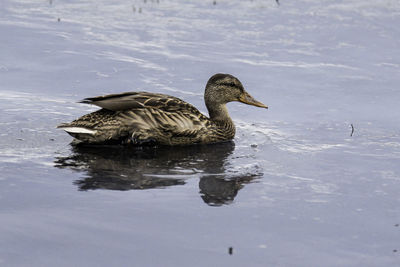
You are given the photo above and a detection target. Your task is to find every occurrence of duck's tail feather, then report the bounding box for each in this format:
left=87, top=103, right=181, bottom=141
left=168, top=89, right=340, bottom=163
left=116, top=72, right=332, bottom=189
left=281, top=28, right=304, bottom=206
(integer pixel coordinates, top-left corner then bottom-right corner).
left=57, top=125, right=97, bottom=135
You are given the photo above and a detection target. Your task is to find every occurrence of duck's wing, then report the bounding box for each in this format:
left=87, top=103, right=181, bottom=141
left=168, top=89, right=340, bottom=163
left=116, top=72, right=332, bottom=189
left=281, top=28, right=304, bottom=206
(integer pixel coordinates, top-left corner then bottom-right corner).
left=76, top=92, right=214, bottom=144
left=80, top=92, right=201, bottom=114
left=59, top=92, right=223, bottom=145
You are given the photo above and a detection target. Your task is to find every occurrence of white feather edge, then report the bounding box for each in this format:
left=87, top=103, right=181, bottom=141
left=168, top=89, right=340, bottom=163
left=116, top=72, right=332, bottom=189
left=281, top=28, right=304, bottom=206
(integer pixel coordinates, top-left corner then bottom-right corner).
left=61, top=127, right=97, bottom=135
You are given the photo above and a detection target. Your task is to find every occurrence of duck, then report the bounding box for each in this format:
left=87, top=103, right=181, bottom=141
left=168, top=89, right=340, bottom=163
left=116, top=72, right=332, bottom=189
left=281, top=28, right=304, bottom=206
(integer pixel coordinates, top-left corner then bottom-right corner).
left=57, top=73, right=267, bottom=146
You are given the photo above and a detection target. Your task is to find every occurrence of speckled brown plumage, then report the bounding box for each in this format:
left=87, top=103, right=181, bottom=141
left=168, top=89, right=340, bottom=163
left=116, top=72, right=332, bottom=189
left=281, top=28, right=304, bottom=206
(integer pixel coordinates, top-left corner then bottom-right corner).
left=58, top=73, right=267, bottom=146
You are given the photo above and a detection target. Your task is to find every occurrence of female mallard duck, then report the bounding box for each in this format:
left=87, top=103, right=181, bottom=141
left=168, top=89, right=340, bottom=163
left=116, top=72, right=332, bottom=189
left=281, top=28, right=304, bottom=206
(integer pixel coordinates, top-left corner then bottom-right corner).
left=58, top=73, right=267, bottom=146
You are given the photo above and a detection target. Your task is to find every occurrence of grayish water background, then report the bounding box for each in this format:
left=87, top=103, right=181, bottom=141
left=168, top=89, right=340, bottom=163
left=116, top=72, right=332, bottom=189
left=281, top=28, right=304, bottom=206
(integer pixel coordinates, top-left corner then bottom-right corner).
left=1, top=0, right=400, bottom=266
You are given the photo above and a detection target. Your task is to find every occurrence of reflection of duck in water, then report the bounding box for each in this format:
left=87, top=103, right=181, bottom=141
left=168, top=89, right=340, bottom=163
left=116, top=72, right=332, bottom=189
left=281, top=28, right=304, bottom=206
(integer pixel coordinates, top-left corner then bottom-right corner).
left=58, top=74, right=267, bottom=146
left=199, top=175, right=256, bottom=207
left=54, top=142, right=261, bottom=206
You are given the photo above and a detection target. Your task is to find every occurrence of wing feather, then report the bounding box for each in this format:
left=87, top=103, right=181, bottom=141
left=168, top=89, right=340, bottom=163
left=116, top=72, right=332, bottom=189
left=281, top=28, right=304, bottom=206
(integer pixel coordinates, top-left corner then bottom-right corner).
left=80, top=92, right=201, bottom=115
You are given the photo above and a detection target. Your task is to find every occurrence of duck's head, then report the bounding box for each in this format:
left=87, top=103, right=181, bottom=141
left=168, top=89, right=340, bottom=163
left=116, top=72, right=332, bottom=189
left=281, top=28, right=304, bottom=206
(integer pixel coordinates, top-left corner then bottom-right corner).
left=204, top=73, right=268, bottom=110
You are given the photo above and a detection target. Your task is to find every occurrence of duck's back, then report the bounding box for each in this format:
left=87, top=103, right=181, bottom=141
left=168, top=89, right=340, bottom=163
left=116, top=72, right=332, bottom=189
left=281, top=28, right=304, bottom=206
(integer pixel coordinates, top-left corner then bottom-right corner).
left=80, top=92, right=201, bottom=114
left=58, top=92, right=222, bottom=145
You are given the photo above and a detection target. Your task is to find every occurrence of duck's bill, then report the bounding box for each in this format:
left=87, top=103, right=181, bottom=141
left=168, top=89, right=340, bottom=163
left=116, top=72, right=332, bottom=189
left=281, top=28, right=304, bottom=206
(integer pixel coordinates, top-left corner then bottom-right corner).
left=239, top=92, right=268, bottom=109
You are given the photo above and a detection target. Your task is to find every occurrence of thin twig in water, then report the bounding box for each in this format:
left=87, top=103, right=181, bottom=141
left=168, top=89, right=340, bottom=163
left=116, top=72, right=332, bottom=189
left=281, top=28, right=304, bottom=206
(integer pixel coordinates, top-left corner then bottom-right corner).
left=350, top=124, right=354, bottom=137
left=276, top=0, right=280, bottom=5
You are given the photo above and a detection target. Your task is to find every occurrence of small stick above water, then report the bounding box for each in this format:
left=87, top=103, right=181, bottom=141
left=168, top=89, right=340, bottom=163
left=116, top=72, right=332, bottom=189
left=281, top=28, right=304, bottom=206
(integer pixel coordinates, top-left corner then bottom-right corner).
left=350, top=124, right=354, bottom=137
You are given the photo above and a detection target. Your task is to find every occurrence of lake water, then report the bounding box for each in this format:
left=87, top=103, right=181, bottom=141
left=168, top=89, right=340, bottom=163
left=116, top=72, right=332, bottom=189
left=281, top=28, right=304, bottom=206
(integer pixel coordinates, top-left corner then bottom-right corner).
left=1, top=0, right=400, bottom=266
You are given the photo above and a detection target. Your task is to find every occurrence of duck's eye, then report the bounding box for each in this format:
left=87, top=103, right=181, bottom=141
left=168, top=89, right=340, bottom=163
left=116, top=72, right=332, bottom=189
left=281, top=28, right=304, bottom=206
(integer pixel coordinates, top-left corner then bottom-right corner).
left=220, top=82, right=237, bottom=88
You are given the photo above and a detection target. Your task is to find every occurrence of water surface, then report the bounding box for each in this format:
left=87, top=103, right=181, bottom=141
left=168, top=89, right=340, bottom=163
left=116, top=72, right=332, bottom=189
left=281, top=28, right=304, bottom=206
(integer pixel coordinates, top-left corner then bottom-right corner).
left=1, top=0, right=400, bottom=266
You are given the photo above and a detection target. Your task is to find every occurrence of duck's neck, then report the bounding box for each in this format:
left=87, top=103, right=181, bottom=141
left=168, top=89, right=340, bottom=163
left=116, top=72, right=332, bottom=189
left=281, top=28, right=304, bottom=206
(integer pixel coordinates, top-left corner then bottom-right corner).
left=207, top=103, right=235, bottom=133
left=204, top=86, right=235, bottom=139
left=207, top=103, right=230, bottom=122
